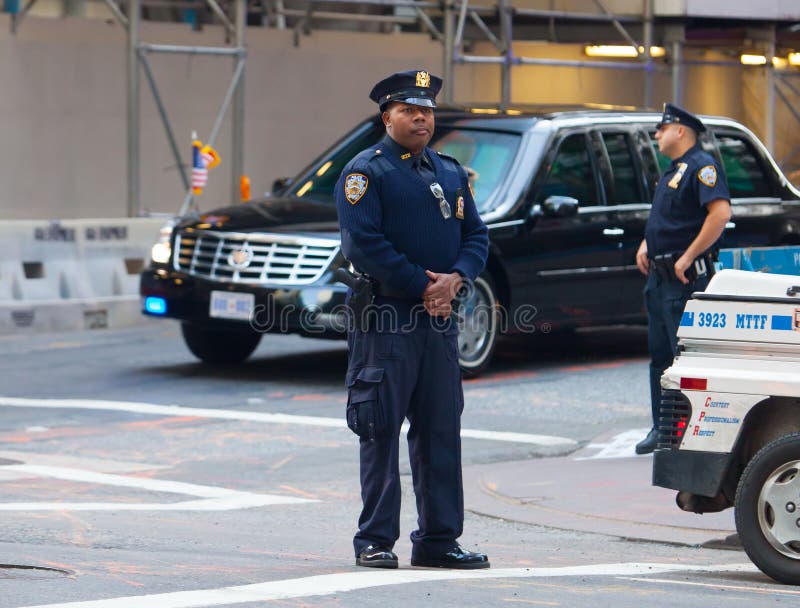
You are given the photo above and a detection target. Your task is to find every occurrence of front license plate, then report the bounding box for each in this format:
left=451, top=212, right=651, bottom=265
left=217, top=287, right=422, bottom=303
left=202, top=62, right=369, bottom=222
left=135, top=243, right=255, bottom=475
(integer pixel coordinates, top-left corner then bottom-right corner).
left=209, top=291, right=255, bottom=321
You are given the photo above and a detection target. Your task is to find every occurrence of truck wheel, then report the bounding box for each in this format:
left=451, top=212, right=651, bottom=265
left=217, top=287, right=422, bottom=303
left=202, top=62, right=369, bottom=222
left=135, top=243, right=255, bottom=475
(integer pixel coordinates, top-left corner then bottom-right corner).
left=181, top=323, right=262, bottom=365
left=735, top=433, right=800, bottom=585
left=456, top=274, right=499, bottom=378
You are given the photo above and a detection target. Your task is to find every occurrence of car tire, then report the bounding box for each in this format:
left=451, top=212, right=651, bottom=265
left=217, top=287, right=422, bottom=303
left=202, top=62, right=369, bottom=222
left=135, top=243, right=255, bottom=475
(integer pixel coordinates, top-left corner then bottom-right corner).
left=456, top=274, right=499, bottom=378
left=735, top=432, right=800, bottom=585
left=181, top=323, right=262, bottom=365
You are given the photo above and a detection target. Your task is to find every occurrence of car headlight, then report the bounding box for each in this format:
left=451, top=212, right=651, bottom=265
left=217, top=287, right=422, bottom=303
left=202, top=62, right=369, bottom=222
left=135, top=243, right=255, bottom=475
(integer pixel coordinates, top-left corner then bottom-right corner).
left=150, top=219, right=177, bottom=264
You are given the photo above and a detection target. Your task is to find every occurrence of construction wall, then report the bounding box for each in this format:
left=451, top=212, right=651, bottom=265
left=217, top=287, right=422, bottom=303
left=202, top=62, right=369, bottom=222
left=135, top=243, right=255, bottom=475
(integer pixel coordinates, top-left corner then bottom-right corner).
left=1, top=15, right=798, bottom=221
left=0, top=15, right=443, bottom=219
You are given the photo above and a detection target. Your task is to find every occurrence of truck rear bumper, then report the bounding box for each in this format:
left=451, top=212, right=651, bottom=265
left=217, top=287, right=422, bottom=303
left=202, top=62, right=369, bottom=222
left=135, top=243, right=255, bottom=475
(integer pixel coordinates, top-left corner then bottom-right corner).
left=652, top=449, right=732, bottom=497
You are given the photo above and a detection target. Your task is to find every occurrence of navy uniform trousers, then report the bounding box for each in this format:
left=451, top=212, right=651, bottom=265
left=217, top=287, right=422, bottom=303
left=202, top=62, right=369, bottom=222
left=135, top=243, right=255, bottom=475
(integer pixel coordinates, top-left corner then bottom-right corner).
left=346, top=313, right=464, bottom=557
left=645, top=270, right=710, bottom=423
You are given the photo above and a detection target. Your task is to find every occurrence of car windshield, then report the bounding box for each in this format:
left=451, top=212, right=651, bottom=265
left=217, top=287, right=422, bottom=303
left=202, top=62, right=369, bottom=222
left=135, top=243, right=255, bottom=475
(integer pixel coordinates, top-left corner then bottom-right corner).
left=288, top=120, right=521, bottom=214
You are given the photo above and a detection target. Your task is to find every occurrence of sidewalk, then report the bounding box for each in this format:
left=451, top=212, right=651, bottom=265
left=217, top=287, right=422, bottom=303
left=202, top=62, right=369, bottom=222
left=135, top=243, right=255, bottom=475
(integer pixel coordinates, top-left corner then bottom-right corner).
left=463, top=429, right=737, bottom=547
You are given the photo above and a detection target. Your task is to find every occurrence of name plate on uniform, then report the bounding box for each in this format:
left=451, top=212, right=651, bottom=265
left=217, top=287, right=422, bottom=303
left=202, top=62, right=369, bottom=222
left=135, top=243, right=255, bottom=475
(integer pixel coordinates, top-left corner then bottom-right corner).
left=209, top=290, right=255, bottom=321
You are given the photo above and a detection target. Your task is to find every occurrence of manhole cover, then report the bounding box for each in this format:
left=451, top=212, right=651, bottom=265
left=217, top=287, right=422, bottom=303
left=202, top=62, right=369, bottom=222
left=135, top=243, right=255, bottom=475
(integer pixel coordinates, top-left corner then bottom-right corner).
left=0, top=459, right=22, bottom=466
left=0, top=564, right=73, bottom=580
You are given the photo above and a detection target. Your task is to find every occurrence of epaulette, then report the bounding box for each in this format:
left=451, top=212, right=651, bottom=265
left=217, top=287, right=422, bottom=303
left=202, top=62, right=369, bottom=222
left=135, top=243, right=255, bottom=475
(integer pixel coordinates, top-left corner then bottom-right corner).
left=348, top=147, right=384, bottom=170
left=436, top=151, right=462, bottom=166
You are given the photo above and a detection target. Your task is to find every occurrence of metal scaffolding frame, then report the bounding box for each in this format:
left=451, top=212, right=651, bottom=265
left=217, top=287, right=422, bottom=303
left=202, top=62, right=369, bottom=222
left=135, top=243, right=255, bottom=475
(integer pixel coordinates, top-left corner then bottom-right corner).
left=8, top=1, right=799, bottom=213
left=123, top=0, right=247, bottom=217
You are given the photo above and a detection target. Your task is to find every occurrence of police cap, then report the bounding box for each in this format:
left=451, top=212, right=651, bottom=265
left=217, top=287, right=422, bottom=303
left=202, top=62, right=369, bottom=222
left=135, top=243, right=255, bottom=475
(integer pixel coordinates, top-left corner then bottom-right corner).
left=655, top=103, right=706, bottom=133
left=369, top=69, right=443, bottom=112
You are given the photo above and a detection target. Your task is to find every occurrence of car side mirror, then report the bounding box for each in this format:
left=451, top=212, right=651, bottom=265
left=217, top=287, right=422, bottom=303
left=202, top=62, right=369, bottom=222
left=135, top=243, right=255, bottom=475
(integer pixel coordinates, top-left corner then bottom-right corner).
left=272, top=177, right=294, bottom=195
left=542, top=195, right=579, bottom=218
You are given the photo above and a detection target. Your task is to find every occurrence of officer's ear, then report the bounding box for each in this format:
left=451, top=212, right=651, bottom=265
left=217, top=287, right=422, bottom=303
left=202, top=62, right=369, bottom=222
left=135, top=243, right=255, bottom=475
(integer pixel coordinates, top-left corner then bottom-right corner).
left=382, top=110, right=391, bottom=128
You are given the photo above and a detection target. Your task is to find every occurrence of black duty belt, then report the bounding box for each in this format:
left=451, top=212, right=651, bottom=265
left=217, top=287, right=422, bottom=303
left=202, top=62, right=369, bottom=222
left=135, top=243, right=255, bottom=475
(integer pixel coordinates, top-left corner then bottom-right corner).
left=649, top=251, right=717, bottom=282
left=373, top=282, right=420, bottom=301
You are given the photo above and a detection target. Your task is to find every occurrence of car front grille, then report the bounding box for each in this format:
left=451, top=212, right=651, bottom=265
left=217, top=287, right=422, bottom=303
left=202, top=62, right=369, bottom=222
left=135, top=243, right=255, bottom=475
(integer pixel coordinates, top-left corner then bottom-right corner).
left=657, top=389, right=692, bottom=450
left=174, top=229, right=340, bottom=285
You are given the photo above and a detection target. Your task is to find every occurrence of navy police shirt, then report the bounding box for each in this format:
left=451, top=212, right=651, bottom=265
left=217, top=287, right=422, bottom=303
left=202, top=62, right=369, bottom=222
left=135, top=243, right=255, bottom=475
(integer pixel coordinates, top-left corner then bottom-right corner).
left=335, top=135, right=489, bottom=299
left=645, top=144, right=731, bottom=257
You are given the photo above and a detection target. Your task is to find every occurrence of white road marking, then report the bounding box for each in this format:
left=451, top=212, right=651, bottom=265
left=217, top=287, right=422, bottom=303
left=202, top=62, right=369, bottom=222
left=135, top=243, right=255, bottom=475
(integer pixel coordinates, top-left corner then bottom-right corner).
left=620, top=576, right=796, bottom=595
left=574, top=429, right=651, bottom=460
left=0, top=451, right=169, bottom=482
left=0, top=396, right=576, bottom=448
left=0, top=464, right=315, bottom=511
left=17, top=563, right=757, bottom=608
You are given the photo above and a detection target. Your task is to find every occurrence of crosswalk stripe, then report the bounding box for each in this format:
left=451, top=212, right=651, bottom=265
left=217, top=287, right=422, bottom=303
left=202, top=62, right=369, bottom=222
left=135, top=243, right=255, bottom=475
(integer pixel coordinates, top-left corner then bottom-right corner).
left=0, top=397, right=576, bottom=448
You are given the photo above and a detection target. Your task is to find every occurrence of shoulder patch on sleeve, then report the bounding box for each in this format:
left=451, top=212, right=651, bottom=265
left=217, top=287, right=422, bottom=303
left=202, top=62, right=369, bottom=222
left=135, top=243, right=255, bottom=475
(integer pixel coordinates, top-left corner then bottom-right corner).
left=344, top=173, right=368, bottom=205
left=697, top=165, right=717, bottom=187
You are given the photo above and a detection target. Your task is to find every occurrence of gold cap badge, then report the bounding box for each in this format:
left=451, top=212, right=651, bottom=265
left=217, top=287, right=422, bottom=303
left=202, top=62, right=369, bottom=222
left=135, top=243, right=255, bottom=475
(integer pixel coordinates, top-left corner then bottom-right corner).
left=416, top=71, right=430, bottom=88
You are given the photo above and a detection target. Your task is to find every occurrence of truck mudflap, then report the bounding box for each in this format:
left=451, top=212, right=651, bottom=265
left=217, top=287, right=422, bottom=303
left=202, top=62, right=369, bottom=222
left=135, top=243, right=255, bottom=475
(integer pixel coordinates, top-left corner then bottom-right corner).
left=652, top=449, right=732, bottom=497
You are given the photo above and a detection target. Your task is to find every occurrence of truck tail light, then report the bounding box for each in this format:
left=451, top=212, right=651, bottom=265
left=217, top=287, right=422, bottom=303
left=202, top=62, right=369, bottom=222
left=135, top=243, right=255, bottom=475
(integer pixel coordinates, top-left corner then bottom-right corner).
left=658, top=390, right=692, bottom=449
left=680, top=377, right=707, bottom=390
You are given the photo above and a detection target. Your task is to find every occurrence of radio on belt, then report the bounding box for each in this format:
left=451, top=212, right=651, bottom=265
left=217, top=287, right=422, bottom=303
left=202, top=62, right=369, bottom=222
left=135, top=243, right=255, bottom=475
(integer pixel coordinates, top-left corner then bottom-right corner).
left=651, top=269, right=800, bottom=585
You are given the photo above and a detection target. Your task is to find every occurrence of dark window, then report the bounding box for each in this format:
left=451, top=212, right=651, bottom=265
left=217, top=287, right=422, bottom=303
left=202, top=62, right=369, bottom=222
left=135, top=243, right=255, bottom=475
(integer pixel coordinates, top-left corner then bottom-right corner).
left=714, top=133, right=772, bottom=198
left=648, top=130, right=671, bottom=174
left=289, top=122, right=382, bottom=202
left=634, top=129, right=659, bottom=200
left=432, top=130, right=520, bottom=212
left=601, top=132, right=645, bottom=204
left=290, top=122, right=521, bottom=213
left=538, top=133, right=598, bottom=206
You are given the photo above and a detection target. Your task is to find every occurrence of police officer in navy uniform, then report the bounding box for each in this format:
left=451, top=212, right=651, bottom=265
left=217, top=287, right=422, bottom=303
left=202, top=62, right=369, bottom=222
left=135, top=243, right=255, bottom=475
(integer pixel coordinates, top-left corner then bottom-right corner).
left=335, top=70, right=490, bottom=569
left=634, top=104, right=732, bottom=455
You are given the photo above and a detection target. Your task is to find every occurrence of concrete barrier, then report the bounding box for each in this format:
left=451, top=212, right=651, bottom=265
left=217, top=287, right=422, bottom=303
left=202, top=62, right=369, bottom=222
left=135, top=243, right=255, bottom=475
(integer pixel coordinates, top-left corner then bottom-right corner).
left=2, top=220, right=798, bottom=336
left=0, top=218, right=166, bottom=333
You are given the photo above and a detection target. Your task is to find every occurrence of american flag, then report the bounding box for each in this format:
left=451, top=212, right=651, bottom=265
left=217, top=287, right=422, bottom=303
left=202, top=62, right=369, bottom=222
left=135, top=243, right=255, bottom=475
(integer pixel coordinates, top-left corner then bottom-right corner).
left=192, top=140, right=212, bottom=193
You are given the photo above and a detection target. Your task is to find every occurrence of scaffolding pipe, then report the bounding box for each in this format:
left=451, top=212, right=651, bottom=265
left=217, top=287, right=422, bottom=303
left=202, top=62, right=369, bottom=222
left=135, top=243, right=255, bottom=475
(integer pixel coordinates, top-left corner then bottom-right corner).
left=178, top=58, right=246, bottom=216
left=513, top=7, right=638, bottom=22
left=593, top=0, right=640, bottom=49
left=280, top=0, right=438, bottom=7
left=456, top=54, right=654, bottom=71
left=10, top=0, right=38, bottom=36
left=415, top=8, right=443, bottom=43
left=671, top=39, right=683, bottom=105
left=231, top=0, right=246, bottom=205
left=766, top=34, right=775, bottom=154
left=140, top=43, right=244, bottom=56
left=499, top=0, right=512, bottom=109
left=101, top=0, right=128, bottom=28
left=127, top=0, right=140, bottom=217
left=205, top=0, right=236, bottom=38
left=454, top=0, right=468, bottom=52
left=279, top=9, right=418, bottom=24
left=470, top=9, right=502, bottom=51
left=139, top=51, right=190, bottom=192
left=443, top=1, right=454, bottom=104
left=642, top=0, right=653, bottom=108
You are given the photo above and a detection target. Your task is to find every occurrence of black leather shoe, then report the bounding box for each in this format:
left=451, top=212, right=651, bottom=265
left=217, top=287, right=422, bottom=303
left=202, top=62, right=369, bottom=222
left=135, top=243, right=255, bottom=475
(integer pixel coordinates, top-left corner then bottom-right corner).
left=356, top=545, right=398, bottom=569
left=411, top=545, right=490, bottom=569
left=635, top=428, right=659, bottom=455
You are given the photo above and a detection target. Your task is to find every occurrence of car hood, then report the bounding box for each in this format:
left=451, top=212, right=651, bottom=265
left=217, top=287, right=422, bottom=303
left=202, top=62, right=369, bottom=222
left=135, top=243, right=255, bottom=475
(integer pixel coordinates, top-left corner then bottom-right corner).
left=177, top=196, right=341, bottom=239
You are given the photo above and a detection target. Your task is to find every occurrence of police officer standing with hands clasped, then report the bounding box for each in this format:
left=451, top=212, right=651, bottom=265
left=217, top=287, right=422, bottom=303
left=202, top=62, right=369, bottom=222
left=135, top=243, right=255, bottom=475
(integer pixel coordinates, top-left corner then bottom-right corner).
left=635, top=104, right=732, bottom=455
left=335, top=70, right=490, bottom=569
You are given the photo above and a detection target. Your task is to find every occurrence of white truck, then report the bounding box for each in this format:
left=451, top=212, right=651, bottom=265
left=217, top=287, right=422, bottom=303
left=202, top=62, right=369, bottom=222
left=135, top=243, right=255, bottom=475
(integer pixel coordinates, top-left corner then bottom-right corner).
left=653, top=269, right=800, bottom=584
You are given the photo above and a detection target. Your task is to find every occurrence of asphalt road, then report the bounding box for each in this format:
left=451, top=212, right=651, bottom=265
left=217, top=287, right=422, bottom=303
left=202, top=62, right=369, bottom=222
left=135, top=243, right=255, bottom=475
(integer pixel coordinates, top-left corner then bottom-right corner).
left=0, top=320, right=792, bottom=607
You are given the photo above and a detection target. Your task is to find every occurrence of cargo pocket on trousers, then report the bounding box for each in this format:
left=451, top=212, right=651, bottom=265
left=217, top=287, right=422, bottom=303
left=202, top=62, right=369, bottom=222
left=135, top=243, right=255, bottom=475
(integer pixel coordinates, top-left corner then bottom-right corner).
left=346, top=366, right=385, bottom=441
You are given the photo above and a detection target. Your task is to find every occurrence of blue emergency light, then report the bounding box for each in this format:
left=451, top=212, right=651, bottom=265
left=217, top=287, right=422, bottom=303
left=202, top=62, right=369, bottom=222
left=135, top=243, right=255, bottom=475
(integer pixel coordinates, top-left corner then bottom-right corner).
left=145, top=297, right=167, bottom=315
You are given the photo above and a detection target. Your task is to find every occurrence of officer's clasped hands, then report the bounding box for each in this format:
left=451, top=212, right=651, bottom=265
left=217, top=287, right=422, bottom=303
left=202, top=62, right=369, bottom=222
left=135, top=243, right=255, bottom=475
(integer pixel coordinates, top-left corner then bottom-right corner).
left=423, top=270, right=462, bottom=318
